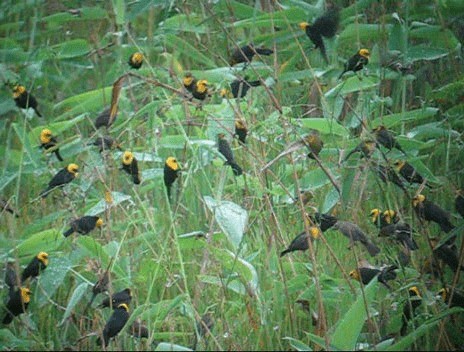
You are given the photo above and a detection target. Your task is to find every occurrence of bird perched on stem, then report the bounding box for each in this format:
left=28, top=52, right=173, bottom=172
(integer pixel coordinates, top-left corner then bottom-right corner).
left=183, top=72, right=197, bottom=93
left=121, top=151, right=141, bottom=185
left=229, top=43, right=273, bottom=67
left=234, top=119, right=248, bottom=144
left=437, top=287, right=464, bottom=308
left=40, top=129, right=63, bottom=161
left=128, top=52, right=143, bottom=69
left=394, top=160, right=430, bottom=187
left=370, top=209, right=399, bottom=229
left=95, top=108, right=116, bottom=129
left=400, top=286, right=422, bottom=336
left=333, top=220, right=380, bottom=256
left=299, top=8, right=339, bottom=63
left=373, top=163, right=408, bottom=194
left=280, top=226, right=322, bottom=257
left=338, top=49, right=370, bottom=79
left=217, top=133, right=243, bottom=176
left=63, top=216, right=103, bottom=237
left=309, top=212, right=338, bottom=232
left=164, top=157, right=180, bottom=198
left=91, top=136, right=122, bottom=153
left=12, top=84, right=42, bottom=117
left=372, top=125, right=406, bottom=154
left=349, top=264, right=397, bottom=289
left=40, top=163, right=79, bottom=198
left=412, top=194, right=454, bottom=234
left=21, top=252, right=48, bottom=283
left=430, top=238, right=463, bottom=273
left=192, top=79, right=210, bottom=101
left=96, top=303, right=130, bottom=347
left=221, top=77, right=262, bottom=99
left=99, top=288, right=132, bottom=309
left=2, top=287, right=31, bottom=325
left=343, top=140, right=376, bottom=162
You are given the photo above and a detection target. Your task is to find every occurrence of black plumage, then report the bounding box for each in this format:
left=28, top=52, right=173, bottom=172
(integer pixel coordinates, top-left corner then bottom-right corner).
left=229, top=43, right=273, bottom=66
left=217, top=133, right=243, bottom=176
left=40, top=163, right=79, bottom=198
left=379, top=223, right=419, bottom=251
left=96, top=303, right=130, bottom=347
left=373, top=125, right=406, bottom=154
left=280, top=227, right=321, bottom=257
left=13, top=85, right=42, bottom=117
left=121, top=152, right=141, bottom=185
left=228, top=78, right=261, bottom=98
left=99, top=288, right=132, bottom=309
left=234, top=120, right=248, bottom=144
left=95, top=108, right=116, bottom=129
left=349, top=265, right=397, bottom=289
left=338, top=49, right=370, bottom=79
left=63, top=216, right=103, bottom=237
left=91, top=136, right=122, bottom=153
left=412, top=194, right=455, bottom=233
left=455, top=190, right=464, bottom=217
left=164, top=157, right=180, bottom=198
left=40, top=129, right=63, bottom=161
left=309, top=212, right=338, bottom=232
left=431, top=239, right=464, bottom=272
left=128, top=52, right=143, bottom=69
left=21, top=252, right=48, bottom=283
left=299, top=8, right=339, bottom=63
left=400, top=287, right=422, bottom=336
left=395, top=161, right=429, bottom=187
left=374, top=163, right=408, bottom=193
left=2, top=287, right=31, bottom=325
left=438, top=288, right=464, bottom=308
left=333, top=220, right=380, bottom=256
left=344, top=140, right=376, bottom=162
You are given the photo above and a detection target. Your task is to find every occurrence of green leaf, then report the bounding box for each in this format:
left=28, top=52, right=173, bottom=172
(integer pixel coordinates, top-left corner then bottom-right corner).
left=10, top=229, right=63, bottom=258
left=36, top=256, right=72, bottom=306
left=203, top=196, right=248, bottom=250
left=300, top=118, right=348, bottom=137
left=371, top=108, right=439, bottom=128
left=59, top=282, right=89, bottom=326
left=164, top=35, right=216, bottom=68
left=407, top=45, right=449, bottom=62
left=321, top=186, right=340, bottom=213
left=283, top=337, right=313, bottom=351
left=161, top=14, right=209, bottom=33
left=54, top=39, right=90, bottom=59
left=155, top=343, right=193, bottom=351
left=112, top=0, right=125, bottom=26
left=325, top=76, right=380, bottom=97
left=330, top=280, right=378, bottom=350
left=54, top=86, right=112, bottom=118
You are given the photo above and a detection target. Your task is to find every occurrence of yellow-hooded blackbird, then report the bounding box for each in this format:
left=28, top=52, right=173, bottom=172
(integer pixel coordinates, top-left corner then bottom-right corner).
left=229, top=43, right=273, bottom=66
left=430, top=238, right=463, bottom=272
left=95, top=108, right=116, bottom=129
left=83, top=271, right=110, bottom=315
left=217, top=133, right=243, bottom=176
left=400, top=286, right=422, bottom=336
left=349, top=264, right=397, bottom=289
left=234, top=119, right=248, bottom=144
left=343, top=140, right=376, bottom=162
left=183, top=72, right=196, bottom=92
left=2, top=287, right=31, bottom=325
left=130, top=319, right=149, bottom=338
left=221, top=77, right=262, bottom=98
left=455, top=190, right=464, bottom=217
left=309, top=212, right=338, bottom=232
left=63, top=216, right=103, bottom=237
left=12, top=85, right=42, bottom=117
left=280, top=226, right=322, bottom=257
left=370, top=209, right=399, bottom=229
left=192, top=79, right=209, bottom=101
left=21, top=251, right=48, bottom=283
left=121, top=151, right=141, bottom=185
left=128, top=52, right=143, bottom=69
left=40, top=163, right=79, bottom=198
left=338, top=49, right=370, bottom=79
left=373, top=163, right=408, bottom=193
left=91, top=136, right=122, bottom=153
left=0, top=198, right=19, bottom=217
left=96, top=303, right=130, bottom=347
left=394, top=160, right=429, bottom=187
left=299, top=8, right=339, bottom=63
left=379, top=222, right=419, bottom=251
left=412, top=194, right=455, bottom=233
left=99, top=288, right=132, bottom=309
left=333, top=220, right=380, bottom=256
left=438, top=287, right=464, bottom=308
left=372, top=125, right=406, bottom=154
left=164, top=157, right=180, bottom=198
left=40, top=129, right=63, bottom=161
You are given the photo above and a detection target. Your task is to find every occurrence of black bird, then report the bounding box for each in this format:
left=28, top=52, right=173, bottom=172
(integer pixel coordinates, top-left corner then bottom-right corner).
left=128, top=52, right=143, bottom=69
left=21, top=252, right=49, bottom=283
left=229, top=43, right=273, bottom=66
left=222, top=78, right=262, bottom=98
left=83, top=271, right=110, bottom=316
left=12, top=85, right=42, bottom=117
left=343, top=140, right=376, bottom=162
left=234, top=119, right=248, bottom=144
left=183, top=72, right=197, bottom=92
left=430, top=238, right=464, bottom=272
left=99, top=288, right=132, bottom=309
left=121, top=151, right=141, bottom=184
left=412, top=194, right=455, bottom=233
left=394, top=160, right=429, bottom=187
left=333, top=220, right=380, bottom=256
left=40, top=163, right=79, bottom=198
left=338, top=49, right=370, bottom=79
left=40, top=129, right=64, bottom=161
left=63, top=216, right=103, bottom=237
left=370, top=209, right=399, bottom=229
left=280, top=226, right=322, bottom=257
left=372, top=125, right=406, bottom=154
left=2, top=287, right=31, bottom=325
left=349, top=265, right=397, bottom=289
left=309, top=212, right=338, bottom=232
left=438, top=287, right=464, bottom=308
left=217, top=133, right=243, bottom=176
left=299, top=8, right=339, bottom=63
left=95, top=108, right=116, bottom=129
left=164, top=157, right=180, bottom=198
left=400, top=286, right=422, bottom=336
left=96, top=303, right=130, bottom=347
left=373, top=163, right=408, bottom=193
left=91, top=136, right=122, bottom=153
left=191, top=80, right=209, bottom=101
left=379, top=222, right=419, bottom=251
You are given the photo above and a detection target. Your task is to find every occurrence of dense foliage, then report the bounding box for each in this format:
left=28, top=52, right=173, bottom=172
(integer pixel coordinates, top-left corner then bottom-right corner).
left=1, top=0, right=463, bottom=350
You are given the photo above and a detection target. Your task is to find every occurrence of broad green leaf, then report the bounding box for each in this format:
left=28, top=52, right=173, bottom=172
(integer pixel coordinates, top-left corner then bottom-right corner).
left=325, top=76, right=380, bottom=97
left=407, top=45, right=449, bottom=62
left=203, top=196, right=248, bottom=250
left=300, top=118, right=348, bottom=137
left=339, top=24, right=392, bottom=45
left=54, top=39, right=90, bottom=59
left=321, top=186, right=340, bottom=213
left=11, top=229, right=63, bottom=258
left=59, top=282, right=89, bottom=325
left=112, top=0, right=125, bottom=25
left=36, top=256, right=72, bottom=306
left=283, top=337, right=313, bottom=351
left=155, top=343, right=193, bottom=351
left=371, top=108, right=439, bottom=128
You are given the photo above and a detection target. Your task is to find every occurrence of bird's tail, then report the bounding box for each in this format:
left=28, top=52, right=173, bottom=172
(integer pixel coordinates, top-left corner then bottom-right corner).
left=229, top=162, right=243, bottom=176
left=246, top=80, right=261, bottom=87
left=363, top=240, right=380, bottom=256
left=255, top=48, right=273, bottom=56
left=55, top=150, right=64, bottom=161
left=2, top=312, right=13, bottom=325
left=40, top=187, right=51, bottom=198
left=63, top=227, right=74, bottom=237
left=34, top=107, right=42, bottom=118
left=280, top=249, right=290, bottom=257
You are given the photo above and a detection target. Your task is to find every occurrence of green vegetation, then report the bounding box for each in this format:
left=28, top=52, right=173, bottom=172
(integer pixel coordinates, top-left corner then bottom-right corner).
left=1, top=0, right=463, bottom=350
